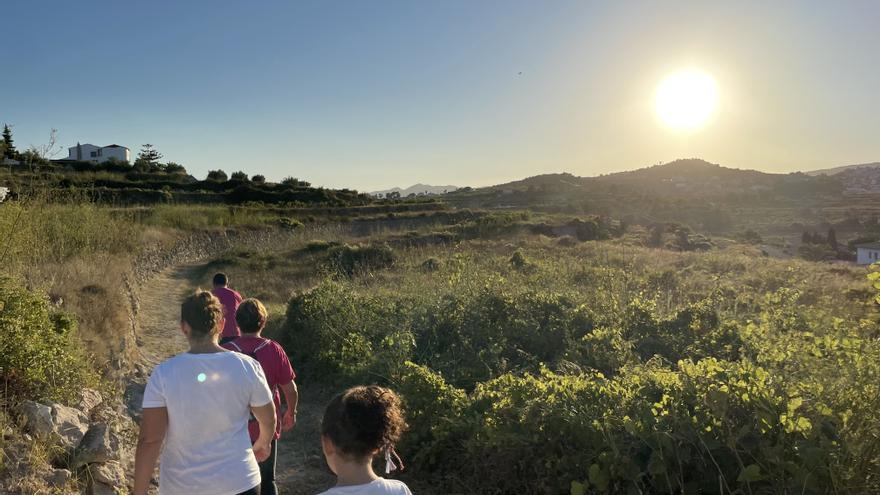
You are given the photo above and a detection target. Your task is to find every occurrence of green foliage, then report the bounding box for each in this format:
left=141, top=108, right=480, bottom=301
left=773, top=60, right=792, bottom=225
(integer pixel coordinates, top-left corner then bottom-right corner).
left=325, top=243, right=395, bottom=277
left=273, top=236, right=880, bottom=493
left=420, top=257, right=442, bottom=272
left=2, top=124, right=16, bottom=159
left=206, top=169, right=228, bottom=182
left=0, top=201, right=140, bottom=270
left=230, top=171, right=249, bottom=181
left=0, top=280, right=100, bottom=405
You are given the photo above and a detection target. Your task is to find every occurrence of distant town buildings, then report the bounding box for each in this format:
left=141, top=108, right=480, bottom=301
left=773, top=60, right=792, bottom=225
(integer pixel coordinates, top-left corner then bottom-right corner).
left=66, top=143, right=130, bottom=163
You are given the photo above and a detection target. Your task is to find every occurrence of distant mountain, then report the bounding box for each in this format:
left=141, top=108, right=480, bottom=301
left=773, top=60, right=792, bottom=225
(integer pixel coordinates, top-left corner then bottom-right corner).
left=445, top=158, right=844, bottom=225
left=371, top=184, right=458, bottom=197
left=805, top=162, right=880, bottom=176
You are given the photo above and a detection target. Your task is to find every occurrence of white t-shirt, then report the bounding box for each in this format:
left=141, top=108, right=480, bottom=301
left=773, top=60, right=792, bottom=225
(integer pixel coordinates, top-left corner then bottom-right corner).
left=317, top=479, right=413, bottom=495
left=142, top=351, right=273, bottom=495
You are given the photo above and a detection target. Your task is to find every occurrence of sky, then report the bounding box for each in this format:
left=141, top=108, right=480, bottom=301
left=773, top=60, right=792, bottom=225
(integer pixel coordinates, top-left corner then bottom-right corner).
left=3, top=1, right=879, bottom=191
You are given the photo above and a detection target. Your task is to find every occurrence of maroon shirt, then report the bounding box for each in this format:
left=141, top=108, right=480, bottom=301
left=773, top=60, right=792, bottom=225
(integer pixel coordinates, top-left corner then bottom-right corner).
left=212, top=286, right=243, bottom=339
left=222, top=335, right=296, bottom=441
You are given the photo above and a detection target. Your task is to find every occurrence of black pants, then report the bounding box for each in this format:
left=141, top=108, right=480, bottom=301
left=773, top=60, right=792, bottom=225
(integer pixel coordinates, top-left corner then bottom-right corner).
left=237, top=486, right=260, bottom=495
left=259, top=438, right=278, bottom=495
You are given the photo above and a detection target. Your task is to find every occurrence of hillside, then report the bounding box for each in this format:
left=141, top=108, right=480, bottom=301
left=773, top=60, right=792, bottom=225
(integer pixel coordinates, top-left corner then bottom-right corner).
left=805, top=161, right=880, bottom=176
left=444, top=159, right=849, bottom=233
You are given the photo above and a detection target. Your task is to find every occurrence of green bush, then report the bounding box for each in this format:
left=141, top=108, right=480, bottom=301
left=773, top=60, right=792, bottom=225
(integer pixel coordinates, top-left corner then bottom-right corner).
left=0, top=280, right=99, bottom=406
left=302, top=239, right=340, bottom=253
left=325, top=243, right=395, bottom=277
left=420, top=257, right=442, bottom=272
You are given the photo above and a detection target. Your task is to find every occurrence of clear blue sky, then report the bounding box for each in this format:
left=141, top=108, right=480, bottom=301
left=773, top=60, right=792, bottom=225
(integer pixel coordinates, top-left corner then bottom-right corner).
left=3, top=1, right=879, bottom=190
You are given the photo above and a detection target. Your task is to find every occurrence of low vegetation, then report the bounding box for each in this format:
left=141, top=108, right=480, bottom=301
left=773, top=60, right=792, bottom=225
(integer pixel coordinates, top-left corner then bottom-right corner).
left=250, top=220, right=880, bottom=494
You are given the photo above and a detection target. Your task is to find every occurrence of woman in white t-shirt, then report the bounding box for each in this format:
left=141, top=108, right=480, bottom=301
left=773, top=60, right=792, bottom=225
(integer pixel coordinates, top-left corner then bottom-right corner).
left=134, top=290, right=277, bottom=495
left=318, top=386, right=412, bottom=495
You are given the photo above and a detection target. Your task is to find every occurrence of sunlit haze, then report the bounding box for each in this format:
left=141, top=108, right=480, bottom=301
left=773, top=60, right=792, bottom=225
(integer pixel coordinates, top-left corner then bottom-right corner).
left=655, top=69, right=718, bottom=132
left=3, top=1, right=879, bottom=190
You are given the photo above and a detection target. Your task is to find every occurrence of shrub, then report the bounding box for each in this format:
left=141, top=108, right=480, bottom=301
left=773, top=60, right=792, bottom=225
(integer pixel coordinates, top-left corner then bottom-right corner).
left=303, top=240, right=339, bottom=253
left=0, top=280, right=99, bottom=406
left=420, top=257, right=442, bottom=272
left=279, top=281, right=413, bottom=381
left=277, top=217, right=303, bottom=230
left=325, top=243, right=395, bottom=277
left=230, top=171, right=249, bottom=181
left=206, top=169, right=228, bottom=181
left=509, top=249, right=530, bottom=270
left=557, top=235, right=578, bottom=247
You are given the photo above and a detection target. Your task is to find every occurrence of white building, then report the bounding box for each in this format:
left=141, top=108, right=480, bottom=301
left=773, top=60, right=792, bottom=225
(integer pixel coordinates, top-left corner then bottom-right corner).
left=856, top=242, right=880, bottom=265
left=67, top=143, right=130, bottom=163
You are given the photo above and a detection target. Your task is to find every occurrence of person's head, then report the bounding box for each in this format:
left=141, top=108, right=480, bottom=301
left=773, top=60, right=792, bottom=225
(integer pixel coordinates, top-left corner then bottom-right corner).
left=236, top=298, right=268, bottom=335
left=212, top=272, right=228, bottom=288
left=320, top=386, right=407, bottom=474
left=180, top=290, right=224, bottom=343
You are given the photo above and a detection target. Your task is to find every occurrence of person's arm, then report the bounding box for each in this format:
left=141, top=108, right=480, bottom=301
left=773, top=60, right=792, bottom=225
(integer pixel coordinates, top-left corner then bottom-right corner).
left=280, top=381, right=298, bottom=431
left=250, top=402, right=276, bottom=462
left=134, top=407, right=168, bottom=495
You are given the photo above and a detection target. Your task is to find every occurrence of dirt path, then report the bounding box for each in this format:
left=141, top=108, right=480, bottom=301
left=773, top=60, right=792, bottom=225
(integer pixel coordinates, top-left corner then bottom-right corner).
left=134, top=262, right=334, bottom=494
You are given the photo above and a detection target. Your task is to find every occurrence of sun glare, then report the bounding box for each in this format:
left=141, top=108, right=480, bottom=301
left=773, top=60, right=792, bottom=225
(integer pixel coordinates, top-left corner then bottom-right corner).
left=655, top=69, right=718, bottom=132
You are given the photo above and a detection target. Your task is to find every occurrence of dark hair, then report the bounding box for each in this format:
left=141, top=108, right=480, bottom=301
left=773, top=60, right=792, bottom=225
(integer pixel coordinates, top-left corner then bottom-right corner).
left=212, top=273, right=228, bottom=286
left=180, top=290, right=224, bottom=338
left=321, top=386, right=407, bottom=460
left=236, top=298, right=267, bottom=334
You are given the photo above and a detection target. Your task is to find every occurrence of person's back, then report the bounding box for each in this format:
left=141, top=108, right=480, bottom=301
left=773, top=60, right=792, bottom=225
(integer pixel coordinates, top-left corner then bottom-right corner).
left=211, top=272, right=243, bottom=343
left=134, top=291, right=275, bottom=495
left=318, top=478, right=411, bottom=495
left=223, top=298, right=299, bottom=495
left=144, top=351, right=268, bottom=494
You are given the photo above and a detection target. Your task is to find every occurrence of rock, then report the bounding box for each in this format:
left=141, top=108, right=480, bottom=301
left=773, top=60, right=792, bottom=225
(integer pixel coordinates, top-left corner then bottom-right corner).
left=52, top=403, right=90, bottom=448
left=89, top=461, right=126, bottom=487
left=79, top=388, right=104, bottom=415
left=73, top=423, right=119, bottom=468
left=20, top=401, right=89, bottom=448
left=19, top=401, right=54, bottom=437
left=86, top=480, right=118, bottom=495
left=48, top=468, right=72, bottom=488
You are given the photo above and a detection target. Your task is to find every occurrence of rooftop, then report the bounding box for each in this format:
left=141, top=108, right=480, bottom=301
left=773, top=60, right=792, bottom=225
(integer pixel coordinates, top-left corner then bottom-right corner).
left=855, top=242, right=880, bottom=250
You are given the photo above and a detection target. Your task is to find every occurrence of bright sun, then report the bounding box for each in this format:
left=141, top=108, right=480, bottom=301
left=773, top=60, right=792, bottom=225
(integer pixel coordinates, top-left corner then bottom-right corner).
left=655, top=69, right=718, bottom=132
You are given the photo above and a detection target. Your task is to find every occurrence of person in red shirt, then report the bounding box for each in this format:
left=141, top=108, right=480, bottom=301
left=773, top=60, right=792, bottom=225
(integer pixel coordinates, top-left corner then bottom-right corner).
left=211, top=273, right=243, bottom=345
left=223, top=298, right=298, bottom=495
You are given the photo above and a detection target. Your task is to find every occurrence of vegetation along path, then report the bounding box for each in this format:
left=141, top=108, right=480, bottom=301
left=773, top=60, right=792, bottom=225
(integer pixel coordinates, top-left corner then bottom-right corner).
left=134, top=261, right=334, bottom=494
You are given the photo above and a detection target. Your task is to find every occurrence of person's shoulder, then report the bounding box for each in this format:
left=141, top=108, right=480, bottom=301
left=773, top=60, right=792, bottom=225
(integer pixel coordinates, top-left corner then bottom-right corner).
left=376, top=479, right=412, bottom=494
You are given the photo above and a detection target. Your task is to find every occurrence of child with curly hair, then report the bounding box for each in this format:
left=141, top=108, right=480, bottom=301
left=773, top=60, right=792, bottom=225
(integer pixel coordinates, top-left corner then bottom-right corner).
left=319, top=386, right=412, bottom=495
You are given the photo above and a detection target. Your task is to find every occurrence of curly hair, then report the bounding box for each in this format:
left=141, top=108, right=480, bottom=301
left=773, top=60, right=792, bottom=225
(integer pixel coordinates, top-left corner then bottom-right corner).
left=236, top=298, right=268, bottom=334
left=321, top=386, right=407, bottom=460
left=180, top=290, right=224, bottom=338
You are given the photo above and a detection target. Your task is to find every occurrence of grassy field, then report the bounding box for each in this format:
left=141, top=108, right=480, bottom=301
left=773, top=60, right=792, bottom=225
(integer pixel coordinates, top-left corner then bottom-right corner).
left=202, top=213, right=880, bottom=494
left=2, top=197, right=879, bottom=493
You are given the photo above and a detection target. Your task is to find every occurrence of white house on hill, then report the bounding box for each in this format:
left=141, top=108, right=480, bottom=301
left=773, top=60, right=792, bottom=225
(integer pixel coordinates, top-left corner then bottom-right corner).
left=67, top=143, right=130, bottom=163
left=855, top=242, right=880, bottom=265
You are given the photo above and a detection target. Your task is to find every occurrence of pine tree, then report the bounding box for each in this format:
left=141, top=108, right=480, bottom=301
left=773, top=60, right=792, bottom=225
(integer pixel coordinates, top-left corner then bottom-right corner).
left=136, top=144, right=163, bottom=167
left=2, top=124, right=15, bottom=159
left=827, top=227, right=838, bottom=250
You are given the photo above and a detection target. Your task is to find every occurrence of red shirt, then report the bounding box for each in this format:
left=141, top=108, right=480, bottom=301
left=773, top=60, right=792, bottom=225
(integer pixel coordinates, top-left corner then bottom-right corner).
left=212, top=287, right=243, bottom=339
left=222, top=335, right=296, bottom=441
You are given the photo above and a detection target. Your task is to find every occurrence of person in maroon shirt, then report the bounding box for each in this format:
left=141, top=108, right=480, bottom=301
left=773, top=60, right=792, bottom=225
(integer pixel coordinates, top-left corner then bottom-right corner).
left=223, top=298, right=298, bottom=495
left=211, top=273, right=243, bottom=345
